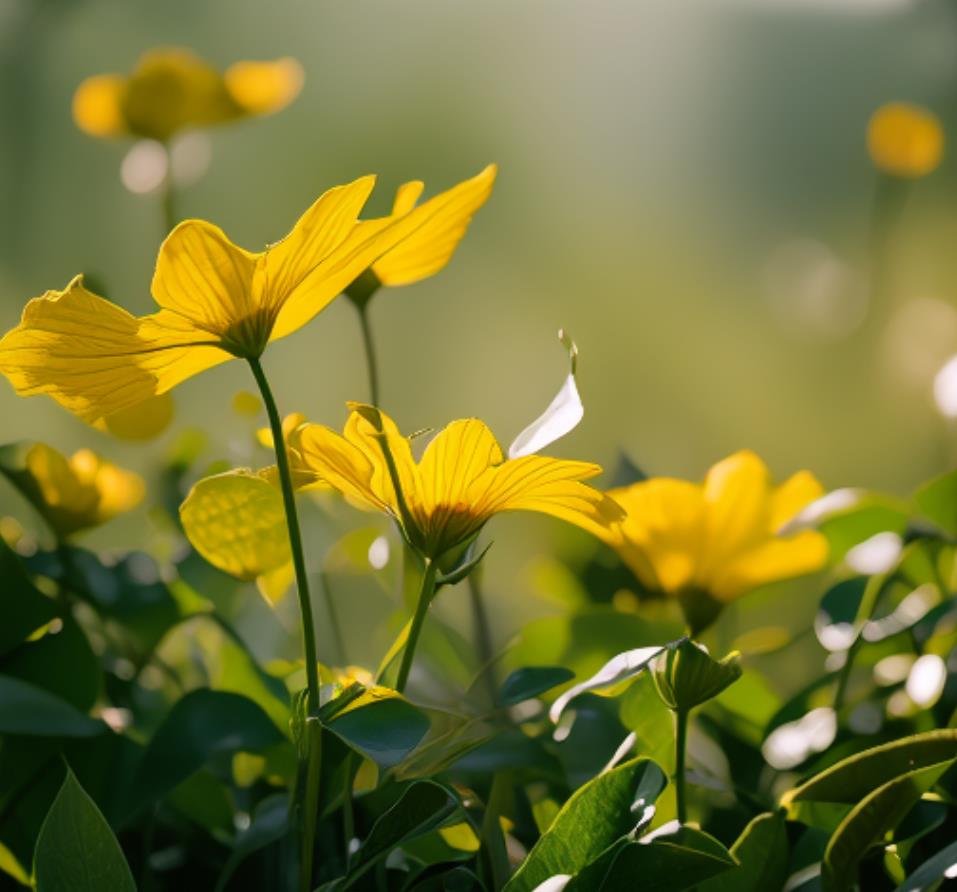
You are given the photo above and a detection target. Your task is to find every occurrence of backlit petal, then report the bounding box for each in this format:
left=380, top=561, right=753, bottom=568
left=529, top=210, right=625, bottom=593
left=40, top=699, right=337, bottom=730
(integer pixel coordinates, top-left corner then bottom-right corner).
left=418, top=419, right=503, bottom=515
left=298, top=423, right=388, bottom=513
left=710, top=531, right=828, bottom=602
left=770, top=470, right=825, bottom=533
left=392, top=181, right=425, bottom=215
left=372, top=164, right=497, bottom=287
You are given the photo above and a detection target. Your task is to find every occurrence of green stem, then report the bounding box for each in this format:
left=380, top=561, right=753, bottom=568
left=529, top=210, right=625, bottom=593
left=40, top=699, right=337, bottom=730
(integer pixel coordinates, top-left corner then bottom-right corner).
left=480, top=771, right=512, bottom=890
left=674, top=708, right=689, bottom=824
left=468, top=571, right=498, bottom=705
left=355, top=302, right=380, bottom=407
left=246, top=357, right=321, bottom=892
left=319, top=570, right=347, bottom=665
left=395, top=559, right=438, bottom=693
left=833, top=572, right=887, bottom=711
left=160, top=143, right=176, bottom=235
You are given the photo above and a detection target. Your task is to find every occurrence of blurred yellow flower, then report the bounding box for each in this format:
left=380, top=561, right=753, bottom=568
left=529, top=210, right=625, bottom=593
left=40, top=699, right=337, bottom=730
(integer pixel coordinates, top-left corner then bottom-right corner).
left=867, top=102, right=944, bottom=178
left=297, top=404, right=623, bottom=562
left=345, top=165, right=497, bottom=303
left=257, top=412, right=327, bottom=491
left=73, top=48, right=303, bottom=142
left=601, top=450, right=826, bottom=616
left=0, top=175, right=478, bottom=424
left=7, top=443, right=144, bottom=538
left=95, top=393, right=175, bottom=441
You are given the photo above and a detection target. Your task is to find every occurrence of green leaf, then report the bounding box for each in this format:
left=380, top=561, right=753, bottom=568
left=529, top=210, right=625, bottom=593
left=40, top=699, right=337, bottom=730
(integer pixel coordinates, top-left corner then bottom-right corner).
left=321, top=780, right=460, bottom=891
left=213, top=793, right=288, bottom=892
left=822, top=761, right=953, bottom=892
left=125, top=689, right=284, bottom=820
left=34, top=768, right=135, bottom=892
left=782, top=730, right=957, bottom=807
left=0, top=540, right=56, bottom=656
left=499, top=667, right=575, bottom=706
left=502, top=758, right=667, bottom=892
left=915, top=470, right=957, bottom=537
left=0, top=676, right=103, bottom=738
left=326, top=689, right=431, bottom=770
left=565, top=825, right=736, bottom=891
left=895, top=840, right=957, bottom=892
left=652, top=639, right=741, bottom=712
left=818, top=496, right=910, bottom=560
left=695, top=812, right=788, bottom=892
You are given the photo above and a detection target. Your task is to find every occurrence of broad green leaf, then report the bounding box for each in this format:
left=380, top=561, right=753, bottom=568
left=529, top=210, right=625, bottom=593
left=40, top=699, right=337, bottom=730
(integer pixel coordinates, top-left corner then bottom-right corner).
left=166, top=769, right=234, bottom=833
left=822, top=761, right=953, bottom=892
left=125, top=689, right=284, bottom=820
left=696, top=812, right=788, bottom=892
left=619, top=674, right=674, bottom=774
left=320, top=780, right=460, bottom=891
left=392, top=710, right=495, bottom=780
left=895, top=840, right=957, bottom=892
left=915, top=470, right=957, bottom=537
left=1, top=614, right=99, bottom=711
left=564, top=825, right=736, bottom=891
left=34, top=769, right=135, bottom=892
left=502, top=758, right=667, bottom=892
left=180, top=469, right=290, bottom=581
left=326, top=688, right=431, bottom=770
left=0, top=541, right=56, bottom=656
left=782, top=730, right=957, bottom=807
left=499, top=666, right=575, bottom=706
left=652, top=640, right=741, bottom=712
left=0, top=676, right=103, bottom=738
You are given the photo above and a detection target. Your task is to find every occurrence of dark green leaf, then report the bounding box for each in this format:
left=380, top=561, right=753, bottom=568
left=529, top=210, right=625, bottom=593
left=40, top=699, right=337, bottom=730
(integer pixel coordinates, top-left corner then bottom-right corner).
left=822, top=761, right=953, bottom=892
left=783, top=730, right=957, bottom=806
left=696, top=812, right=788, bottom=892
left=214, top=793, right=289, bottom=892
left=502, top=758, right=667, bottom=892
left=0, top=540, right=56, bottom=656
left=499, top=667, right=575, bottom=706
left=327, top=693, right=430, bottom=770
left=0, top=676, right=103, bottom=738
left=895, top=840, right=957, bottom=892
left=34, top=768, right=135, bottom=892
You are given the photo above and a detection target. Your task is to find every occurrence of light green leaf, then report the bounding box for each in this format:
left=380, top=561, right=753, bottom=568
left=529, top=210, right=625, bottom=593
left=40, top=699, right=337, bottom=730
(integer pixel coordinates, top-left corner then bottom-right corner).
left=34, top=768, right=135, bottom=892
left=503, top=758, right=667, bottom=892
left=915, top=470, right=957, bottom=538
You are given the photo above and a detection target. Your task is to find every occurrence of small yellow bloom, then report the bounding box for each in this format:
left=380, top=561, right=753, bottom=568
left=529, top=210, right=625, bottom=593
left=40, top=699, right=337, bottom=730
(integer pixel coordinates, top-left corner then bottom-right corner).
left=867, top=102, right=944, bottom=178
left=601, top=450, right=827, bottom=605
left=3, top=443, right=144, bottom=538
left=0, top=174, right=484, bottom=424
left=73, top=48, right=304, bottom=142
left=346, top=165, right=497, bottom=302
left=297, top=404, right=622, bottom=562
left=257, top=413, right=327, bottom=491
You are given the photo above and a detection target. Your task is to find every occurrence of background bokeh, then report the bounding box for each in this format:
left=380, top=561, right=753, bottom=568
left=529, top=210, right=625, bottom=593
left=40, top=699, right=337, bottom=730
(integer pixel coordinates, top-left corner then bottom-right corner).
left=2, top=0, right=957, bottom=663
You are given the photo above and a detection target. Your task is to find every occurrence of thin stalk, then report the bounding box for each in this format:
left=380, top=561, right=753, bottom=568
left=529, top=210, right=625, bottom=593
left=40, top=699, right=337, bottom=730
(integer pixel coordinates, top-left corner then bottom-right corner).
left=319, top=570, right=347, bottom=665
left=395, top=559, right=438, bottom=693
left=480, top=771, right=512, bottom=891
left=468, top=571, right=498, bottom=705
left=355, top=302, right=380, bottom=407
left=674, top=708, right=689, bottom=824
left=160, top=143, right=176, bottom=235
left=246, top=356, right=321, bottom=892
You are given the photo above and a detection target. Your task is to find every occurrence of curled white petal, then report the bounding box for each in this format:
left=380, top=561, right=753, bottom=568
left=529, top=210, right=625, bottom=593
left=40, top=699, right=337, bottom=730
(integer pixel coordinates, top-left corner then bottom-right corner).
left=531, top=877, right=572, bottom=892
left=509, top=373, right=584, bottom=459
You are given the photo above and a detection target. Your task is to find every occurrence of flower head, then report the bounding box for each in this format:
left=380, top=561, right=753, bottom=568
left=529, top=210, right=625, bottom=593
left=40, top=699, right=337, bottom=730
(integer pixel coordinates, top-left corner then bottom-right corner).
left=297, top=404, right=622, bottom=562
left=0, top=442, right=144, bottom=538
left=345, top=165, right=497, bottom=305
left=601, top=451, right=827, bottom=615
left=0, top=173, right=487, bottom=424
left=73, top=48, right=304, bottom=142
left=867, top=102, right=944, bottom=178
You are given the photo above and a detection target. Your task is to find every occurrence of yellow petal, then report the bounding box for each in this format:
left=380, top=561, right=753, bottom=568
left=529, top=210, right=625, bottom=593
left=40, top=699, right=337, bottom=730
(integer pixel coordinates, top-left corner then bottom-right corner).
left=72, top=74, right=128, bottom=138
left=770, top=470, right=824, bottom=533
left=224, top=58, right=304, bottom=116
left=256, top=561, right=296, bottom=606
left=180, top=469, right=291, bottom=580
left=72, top=449, right=146, bottom=525
left=152, top=220, right=261, bottom=345
left=868, top=102, right=944, bottom=178
left=372, top=164, right=497, bottom=287
left=96, top=392, right=174, bottom=441
left=605, top=478, right=706, bottom=594
left=710, top=531, right=828, bottom=602
left=342, top=404, right=418, bottom=514
left=233, top=390, right=263, bottom=417
left=0, top=276, right=229, bottom=423
left=417, top=419, right=503, bottom=515
left=298, top=423, right=388, bottom=513
left=698, top=450, right=771, bottom=581
left=392, top=181, right=425, bottom=215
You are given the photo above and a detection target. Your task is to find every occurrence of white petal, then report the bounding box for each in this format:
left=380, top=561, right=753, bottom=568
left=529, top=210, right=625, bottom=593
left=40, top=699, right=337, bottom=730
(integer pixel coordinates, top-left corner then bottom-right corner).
left=532, top=877, right=572, bottom=892
left=509, top=373, right=584, bottom=459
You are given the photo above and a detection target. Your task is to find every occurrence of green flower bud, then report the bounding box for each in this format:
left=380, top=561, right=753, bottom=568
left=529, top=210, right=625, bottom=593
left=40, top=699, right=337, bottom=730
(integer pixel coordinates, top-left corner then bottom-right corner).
left=652, top=639, right=742, bottom=712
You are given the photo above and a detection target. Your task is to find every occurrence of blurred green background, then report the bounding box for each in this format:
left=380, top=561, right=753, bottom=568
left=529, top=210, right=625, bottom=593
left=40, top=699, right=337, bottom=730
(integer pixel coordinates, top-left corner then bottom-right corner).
left=2, top=0, right=957, bottom=663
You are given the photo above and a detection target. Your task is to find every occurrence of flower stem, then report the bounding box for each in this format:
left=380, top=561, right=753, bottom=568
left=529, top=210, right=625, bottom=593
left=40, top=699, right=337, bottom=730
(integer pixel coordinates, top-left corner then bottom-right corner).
left=246, top=356, right=321, bottom=892
left=354, top=302, right=380, bottom=407
left=395, top=558, right=438, bottom=693
left=160, top=143, right=176, bottom=236
left=674, top=708, right=689, bottom=824
left=468, top=570, right=498, bottom=705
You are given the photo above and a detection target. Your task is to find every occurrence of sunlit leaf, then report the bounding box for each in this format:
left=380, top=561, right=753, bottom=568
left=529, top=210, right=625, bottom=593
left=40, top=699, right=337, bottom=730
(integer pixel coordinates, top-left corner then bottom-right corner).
left=914, top=469, right=957, bottom=538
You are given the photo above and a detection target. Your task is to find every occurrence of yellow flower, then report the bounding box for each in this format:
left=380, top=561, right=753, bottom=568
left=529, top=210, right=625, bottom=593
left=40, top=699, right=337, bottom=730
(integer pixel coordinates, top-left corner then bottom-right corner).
left=2, top=443, right=144, bottom=538
left=257, top=413, right=327, bottom=491
left=0, top=174, right=486, bottom=424
left=345, top=165, right=497, bottom=303
left=296, top=403, right=622, bottom=562
left=601, top=450, right=827, bottom=609
left=73, top=47, right=304, bottom=142
left=867, top=102, right=944, bottom=178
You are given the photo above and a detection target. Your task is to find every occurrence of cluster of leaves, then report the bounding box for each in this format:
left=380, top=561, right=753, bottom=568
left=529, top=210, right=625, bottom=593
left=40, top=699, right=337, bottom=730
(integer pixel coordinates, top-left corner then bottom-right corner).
left=2, top=426, right=957, bottom=892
